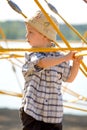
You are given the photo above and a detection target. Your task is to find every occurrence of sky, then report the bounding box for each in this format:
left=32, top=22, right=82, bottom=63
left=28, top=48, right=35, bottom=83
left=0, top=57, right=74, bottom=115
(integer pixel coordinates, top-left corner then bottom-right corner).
left=0, top=0, right=87, bottom=24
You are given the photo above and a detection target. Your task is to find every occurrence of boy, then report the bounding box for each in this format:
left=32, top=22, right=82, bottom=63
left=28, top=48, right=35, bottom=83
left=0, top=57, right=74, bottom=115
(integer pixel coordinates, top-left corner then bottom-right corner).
left=20, top=10, right=82, bottom=130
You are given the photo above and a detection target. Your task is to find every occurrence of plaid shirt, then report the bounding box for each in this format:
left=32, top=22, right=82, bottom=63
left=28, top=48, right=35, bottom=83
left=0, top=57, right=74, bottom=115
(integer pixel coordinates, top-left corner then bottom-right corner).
left=22, top=52, right=71, bottom=123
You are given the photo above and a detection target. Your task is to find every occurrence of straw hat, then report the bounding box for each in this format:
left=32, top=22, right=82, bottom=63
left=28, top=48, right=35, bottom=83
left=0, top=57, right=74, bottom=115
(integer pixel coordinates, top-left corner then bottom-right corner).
left=26, top=10, right=59, bottom=42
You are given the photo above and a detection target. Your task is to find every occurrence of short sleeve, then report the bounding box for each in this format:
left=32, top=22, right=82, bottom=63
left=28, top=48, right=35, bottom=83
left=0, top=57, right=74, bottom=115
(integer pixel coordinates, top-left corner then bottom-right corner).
left=22, top=53, right=46, bottom=78
left=62, top=61, right=71, bottom=82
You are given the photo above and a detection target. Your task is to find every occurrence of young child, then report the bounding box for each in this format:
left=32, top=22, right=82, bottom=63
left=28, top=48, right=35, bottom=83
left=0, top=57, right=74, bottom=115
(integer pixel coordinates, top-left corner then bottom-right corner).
left=20, top=10, right=82, bottom=130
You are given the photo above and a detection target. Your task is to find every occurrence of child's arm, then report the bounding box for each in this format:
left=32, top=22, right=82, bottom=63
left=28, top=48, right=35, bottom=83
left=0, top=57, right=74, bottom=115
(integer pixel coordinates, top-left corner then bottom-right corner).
left=37, top=52, right=75, bottom=68
left=66, top=56, right=83, bottom=82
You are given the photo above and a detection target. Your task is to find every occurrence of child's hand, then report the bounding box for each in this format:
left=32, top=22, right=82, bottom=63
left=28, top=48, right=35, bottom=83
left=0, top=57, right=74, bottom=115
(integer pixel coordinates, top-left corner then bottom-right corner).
left=73, top=55, right=83, bottom=64
left=65, top=51, right=76, bottom=61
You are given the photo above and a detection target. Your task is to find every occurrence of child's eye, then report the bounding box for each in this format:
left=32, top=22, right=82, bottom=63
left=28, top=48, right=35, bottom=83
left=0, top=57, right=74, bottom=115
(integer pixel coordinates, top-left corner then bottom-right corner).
left=29, top=31, right=33, bottom=34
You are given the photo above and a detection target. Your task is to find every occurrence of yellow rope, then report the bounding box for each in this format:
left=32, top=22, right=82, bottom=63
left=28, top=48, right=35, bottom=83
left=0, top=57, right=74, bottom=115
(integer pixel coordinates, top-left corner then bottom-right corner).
left=34, top=0, right=71, bottom=48
left=0, top=47, right=87, bottom=52
left=56, top=13, right=87, bottom=44
left=0, top=28, right=6, bottom=40
left=0, top=90, right=22, bottom=98
left=82, top=31, right=87, bottom=43
left=62, top=86, right=87, bottom=101
left=64, top=104, right=87, bottom=112
left=79, top=66, right=87, bottom=77
left=0, top=0, right=87, bottom=112
left=64, top=99, right=87, bottom=106
left=44, top=0, right=87, bottom=44
left=0, top=90, right=87, bottom=112
left=0, top=54, right=24, bottom=59
left=34, top=0, right=87, bottom=77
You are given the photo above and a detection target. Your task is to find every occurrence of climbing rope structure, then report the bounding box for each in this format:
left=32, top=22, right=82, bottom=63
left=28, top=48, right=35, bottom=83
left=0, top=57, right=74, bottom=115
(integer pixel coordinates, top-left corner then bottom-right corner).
left=0, top=0, right=87, bottom=113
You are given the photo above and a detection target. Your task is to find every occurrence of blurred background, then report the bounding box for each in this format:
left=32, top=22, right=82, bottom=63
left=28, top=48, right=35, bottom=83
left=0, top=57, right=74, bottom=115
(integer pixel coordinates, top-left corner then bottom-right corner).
left=0, top=0, right=87, bottom=130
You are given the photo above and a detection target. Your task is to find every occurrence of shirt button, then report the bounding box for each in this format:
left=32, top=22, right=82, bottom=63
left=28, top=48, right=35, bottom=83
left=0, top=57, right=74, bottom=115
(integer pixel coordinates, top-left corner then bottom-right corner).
left=51, top=54, right=53, bottom=56
left=45, top=99, right=48, bottom=102
left=44, top=99, right=48, bottom=103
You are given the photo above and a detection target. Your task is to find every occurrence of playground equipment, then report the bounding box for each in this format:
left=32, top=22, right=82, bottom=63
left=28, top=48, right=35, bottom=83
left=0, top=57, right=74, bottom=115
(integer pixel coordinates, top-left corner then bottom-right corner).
left=0, top=0, right=87, bottom=112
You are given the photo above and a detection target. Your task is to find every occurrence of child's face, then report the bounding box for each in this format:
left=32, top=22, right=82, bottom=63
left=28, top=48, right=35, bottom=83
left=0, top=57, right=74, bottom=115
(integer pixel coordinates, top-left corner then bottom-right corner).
left=25, top=23, right=50, bottom=47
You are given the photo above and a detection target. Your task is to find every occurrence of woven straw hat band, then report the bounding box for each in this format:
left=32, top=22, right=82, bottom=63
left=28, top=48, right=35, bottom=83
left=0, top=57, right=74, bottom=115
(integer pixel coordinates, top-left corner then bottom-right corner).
left=26, top=10, right=59, bottom=42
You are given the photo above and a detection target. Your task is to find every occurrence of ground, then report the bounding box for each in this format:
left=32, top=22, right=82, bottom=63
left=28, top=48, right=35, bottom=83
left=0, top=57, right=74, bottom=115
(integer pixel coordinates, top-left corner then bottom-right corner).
left=0, top=109, right=87, bottom=130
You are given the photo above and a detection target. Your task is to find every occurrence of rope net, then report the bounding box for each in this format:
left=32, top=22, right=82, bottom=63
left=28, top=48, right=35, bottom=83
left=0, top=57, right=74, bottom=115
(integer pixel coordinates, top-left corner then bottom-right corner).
left=0, top=0, right=87, bottom=112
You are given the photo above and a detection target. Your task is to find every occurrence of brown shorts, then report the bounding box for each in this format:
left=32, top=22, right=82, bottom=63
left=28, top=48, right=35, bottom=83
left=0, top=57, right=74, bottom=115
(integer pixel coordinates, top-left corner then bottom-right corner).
left=19, top=108, right=62, bottom=130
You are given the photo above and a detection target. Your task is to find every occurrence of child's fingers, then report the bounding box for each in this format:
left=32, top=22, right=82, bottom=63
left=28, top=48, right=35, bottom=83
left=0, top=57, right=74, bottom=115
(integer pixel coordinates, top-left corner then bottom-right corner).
left=74, top=56, right=83, bottom=62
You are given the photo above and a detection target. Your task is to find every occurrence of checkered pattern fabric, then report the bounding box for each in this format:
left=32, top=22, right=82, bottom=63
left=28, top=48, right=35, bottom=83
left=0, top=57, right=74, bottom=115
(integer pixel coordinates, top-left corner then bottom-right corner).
left=21, top=52, right=71, bottom=123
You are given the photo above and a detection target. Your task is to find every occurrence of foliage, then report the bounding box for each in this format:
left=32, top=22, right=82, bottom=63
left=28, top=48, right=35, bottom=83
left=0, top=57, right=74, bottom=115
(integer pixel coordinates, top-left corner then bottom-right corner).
left=58, top=24, right=87, bottom=41
left=0, top=21, right=26, bottom=40
left=0, top=21, right=87, bottom=41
